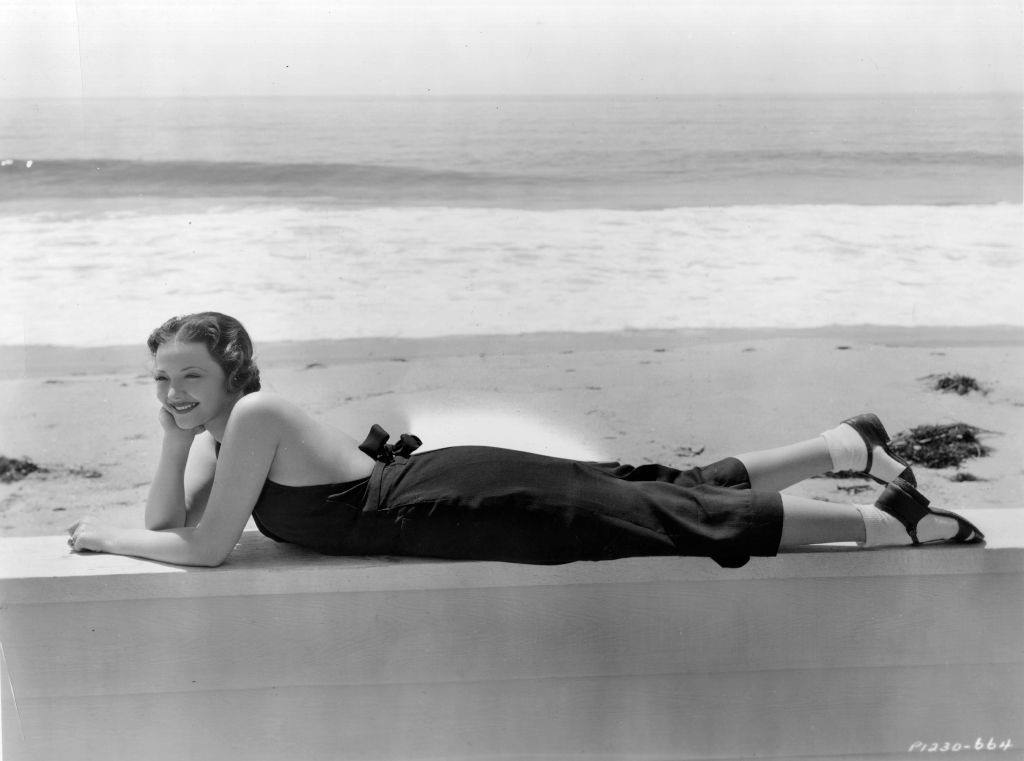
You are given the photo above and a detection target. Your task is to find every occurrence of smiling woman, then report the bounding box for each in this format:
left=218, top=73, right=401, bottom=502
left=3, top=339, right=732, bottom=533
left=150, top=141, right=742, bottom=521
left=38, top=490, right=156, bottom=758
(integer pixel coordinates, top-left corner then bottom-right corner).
left=66, top=312, right=985, bottom=568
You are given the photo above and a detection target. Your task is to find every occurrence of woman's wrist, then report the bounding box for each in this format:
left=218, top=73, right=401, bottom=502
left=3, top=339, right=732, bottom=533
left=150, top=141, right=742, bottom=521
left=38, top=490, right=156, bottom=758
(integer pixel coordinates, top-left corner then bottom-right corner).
left=99, top=527, right=122, bottom=554
left=161, top=431, right=196, bottom=453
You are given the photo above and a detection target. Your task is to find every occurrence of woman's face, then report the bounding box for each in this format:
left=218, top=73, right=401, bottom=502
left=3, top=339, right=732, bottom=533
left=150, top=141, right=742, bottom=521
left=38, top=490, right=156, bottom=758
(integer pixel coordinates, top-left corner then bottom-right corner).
left=153, top=340, right=238, bottom=432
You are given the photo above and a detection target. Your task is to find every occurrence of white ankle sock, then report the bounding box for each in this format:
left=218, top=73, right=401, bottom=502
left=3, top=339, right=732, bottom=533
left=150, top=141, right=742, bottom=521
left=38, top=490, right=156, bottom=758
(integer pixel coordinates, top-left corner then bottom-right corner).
left=856, top=505, right=959, bottom=547
left=821, top=423, right=867, bottom=472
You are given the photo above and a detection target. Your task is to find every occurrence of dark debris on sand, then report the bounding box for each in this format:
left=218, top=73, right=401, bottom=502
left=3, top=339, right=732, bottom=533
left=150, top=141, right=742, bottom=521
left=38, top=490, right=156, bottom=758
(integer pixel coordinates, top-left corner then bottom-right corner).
left=891, top=423, right=992, bottom=469
left=0, top=456, right=47, bottom=483
left=835, top=483, right=873, bottom=495
left=68, top=466, right=103, bottom=479
left=1, top=456, right=103, bottom=483
left=924, top=373, right=986, bottom=395
left=818, top=469, right=871, bottom=480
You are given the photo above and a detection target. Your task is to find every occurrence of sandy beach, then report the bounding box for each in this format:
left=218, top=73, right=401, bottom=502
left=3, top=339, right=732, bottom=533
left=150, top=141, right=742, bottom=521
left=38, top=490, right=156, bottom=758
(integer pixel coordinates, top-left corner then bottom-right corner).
left=0, top=325, right=1021, bottom=540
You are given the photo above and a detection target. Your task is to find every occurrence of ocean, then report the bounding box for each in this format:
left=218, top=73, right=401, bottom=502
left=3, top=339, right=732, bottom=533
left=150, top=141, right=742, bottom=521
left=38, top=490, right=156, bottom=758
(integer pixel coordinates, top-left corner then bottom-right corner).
left=1, top=94, right=1020, bottom=347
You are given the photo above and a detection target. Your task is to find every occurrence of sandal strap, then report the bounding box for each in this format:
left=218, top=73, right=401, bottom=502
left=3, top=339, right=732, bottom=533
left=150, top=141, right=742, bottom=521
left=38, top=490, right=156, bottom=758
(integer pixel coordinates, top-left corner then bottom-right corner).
left=876, top=478, right=931, bottom=544
left=930, top=507, right=985, bottom=543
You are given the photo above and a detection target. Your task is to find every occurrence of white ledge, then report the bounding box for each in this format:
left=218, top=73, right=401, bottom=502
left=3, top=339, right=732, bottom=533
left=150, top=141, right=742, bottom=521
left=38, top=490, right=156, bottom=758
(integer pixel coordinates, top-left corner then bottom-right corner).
left=3, top=508, right=1022, bottom=761
left=1, top=508, right=1020, bottom=605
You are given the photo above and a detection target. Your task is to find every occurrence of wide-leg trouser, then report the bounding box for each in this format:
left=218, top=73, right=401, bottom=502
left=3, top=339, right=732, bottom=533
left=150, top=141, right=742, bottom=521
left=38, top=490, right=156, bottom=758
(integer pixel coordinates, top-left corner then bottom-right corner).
left=332, top=446, right=783, bottom=569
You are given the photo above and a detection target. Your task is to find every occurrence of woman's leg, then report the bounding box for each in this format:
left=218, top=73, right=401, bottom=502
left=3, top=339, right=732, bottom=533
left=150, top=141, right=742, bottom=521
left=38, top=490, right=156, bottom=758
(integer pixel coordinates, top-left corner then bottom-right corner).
left=735, top=437, right=833, bottom=493
left=735, top=413, right=915, bottom=493
left=778, top=494, right=865, bottom=547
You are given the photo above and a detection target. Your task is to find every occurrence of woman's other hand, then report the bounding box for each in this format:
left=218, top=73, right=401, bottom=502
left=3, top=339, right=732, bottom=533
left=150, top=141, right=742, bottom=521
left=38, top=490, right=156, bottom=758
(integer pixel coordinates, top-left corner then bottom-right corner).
left=67, top=517, right=107, bottom=553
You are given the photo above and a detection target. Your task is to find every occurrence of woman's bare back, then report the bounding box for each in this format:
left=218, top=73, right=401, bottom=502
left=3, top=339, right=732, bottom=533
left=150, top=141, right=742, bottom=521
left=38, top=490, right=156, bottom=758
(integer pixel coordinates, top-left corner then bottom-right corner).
left=253, top=394, right=375, bottom=487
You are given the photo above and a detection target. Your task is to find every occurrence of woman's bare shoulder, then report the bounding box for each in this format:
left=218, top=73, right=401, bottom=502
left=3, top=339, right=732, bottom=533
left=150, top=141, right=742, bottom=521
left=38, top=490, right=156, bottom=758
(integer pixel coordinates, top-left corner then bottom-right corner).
left=227, top=392, right=345, bottom=450
left=229, top=391, right=307, bottom=424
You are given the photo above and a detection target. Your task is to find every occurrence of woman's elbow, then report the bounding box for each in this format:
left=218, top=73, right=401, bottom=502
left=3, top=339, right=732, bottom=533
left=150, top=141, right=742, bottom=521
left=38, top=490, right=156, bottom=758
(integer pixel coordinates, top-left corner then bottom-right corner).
left=194, top=554, right=228, bottom=568
left=189, top=535, right=235, bottom=567
left=188, top=550, right=228, bottom=568
left=145, top=506, right=188, bottom=531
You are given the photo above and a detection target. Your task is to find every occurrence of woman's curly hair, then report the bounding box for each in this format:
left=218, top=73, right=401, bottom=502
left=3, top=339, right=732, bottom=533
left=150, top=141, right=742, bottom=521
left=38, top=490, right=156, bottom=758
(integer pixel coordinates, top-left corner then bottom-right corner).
left=147, top=312, right=261, bottom=395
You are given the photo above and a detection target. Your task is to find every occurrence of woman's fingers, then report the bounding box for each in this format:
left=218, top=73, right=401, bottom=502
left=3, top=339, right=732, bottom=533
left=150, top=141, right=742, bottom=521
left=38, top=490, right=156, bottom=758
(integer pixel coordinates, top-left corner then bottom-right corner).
left=159, top=406, right=205, bottom=438
left=67, top=518, right=93, bottom=550
left=67, top=518, right=83, bottom=548
left=158, top=407, right=180, bottom=432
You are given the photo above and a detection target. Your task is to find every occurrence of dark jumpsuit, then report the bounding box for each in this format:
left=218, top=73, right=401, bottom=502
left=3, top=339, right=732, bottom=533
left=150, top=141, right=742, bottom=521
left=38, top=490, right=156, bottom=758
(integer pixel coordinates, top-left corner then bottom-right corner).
left=248, top=427, right=783, bottom=569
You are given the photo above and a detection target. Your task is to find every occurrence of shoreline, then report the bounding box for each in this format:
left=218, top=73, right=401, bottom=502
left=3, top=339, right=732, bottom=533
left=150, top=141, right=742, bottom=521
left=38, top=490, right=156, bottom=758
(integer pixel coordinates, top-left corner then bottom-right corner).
left=2, top=324, right=1022, bottom=381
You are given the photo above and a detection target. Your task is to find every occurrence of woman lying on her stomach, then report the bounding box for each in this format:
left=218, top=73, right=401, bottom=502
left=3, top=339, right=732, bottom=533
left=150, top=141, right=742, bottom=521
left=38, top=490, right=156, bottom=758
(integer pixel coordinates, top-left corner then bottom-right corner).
left=67, top=311, right=983, bottom=568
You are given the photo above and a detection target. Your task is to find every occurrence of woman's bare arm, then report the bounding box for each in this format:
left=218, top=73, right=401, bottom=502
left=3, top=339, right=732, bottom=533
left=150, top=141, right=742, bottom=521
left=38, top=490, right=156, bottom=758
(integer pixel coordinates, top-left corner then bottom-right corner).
left=73, top=394, right=284, bottom=566
left=144, top=437, right=191, bottom=529
left=144, top=409, right=217, bottom=530
left=183, top=448, right=216, bottom=527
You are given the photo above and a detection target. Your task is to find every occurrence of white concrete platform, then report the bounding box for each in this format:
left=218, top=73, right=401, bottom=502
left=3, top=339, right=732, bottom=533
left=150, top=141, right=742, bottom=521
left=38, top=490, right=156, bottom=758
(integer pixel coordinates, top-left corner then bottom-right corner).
left=2, top=508, right=1022, bottom=761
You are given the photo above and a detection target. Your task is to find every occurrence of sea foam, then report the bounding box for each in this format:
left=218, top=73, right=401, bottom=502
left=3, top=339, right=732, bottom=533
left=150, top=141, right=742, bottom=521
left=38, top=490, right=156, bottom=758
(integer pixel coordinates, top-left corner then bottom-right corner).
left=1, top=203, right=1019, bottom=347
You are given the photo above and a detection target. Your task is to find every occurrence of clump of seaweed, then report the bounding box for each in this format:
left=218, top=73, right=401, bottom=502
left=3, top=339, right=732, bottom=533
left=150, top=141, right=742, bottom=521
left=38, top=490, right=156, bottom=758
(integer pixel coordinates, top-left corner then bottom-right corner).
left=924, top=373, right=986, bottom=396
left=0, top=456, right=47, bottom=483
left=891, top=423, right=991, bottom=469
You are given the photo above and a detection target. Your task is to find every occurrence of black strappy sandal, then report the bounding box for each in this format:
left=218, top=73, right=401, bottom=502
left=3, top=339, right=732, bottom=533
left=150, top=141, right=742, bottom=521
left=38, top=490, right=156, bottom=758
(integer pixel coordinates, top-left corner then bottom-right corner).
left=875, top=477, right=985, bottom=545
left=844, top=412, right=917, bottom=486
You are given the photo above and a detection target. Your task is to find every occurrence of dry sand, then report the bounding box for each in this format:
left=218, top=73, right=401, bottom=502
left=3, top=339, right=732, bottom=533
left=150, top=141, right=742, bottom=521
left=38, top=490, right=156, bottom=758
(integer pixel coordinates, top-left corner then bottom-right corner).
left=1, top=326, right=1021, bottom=538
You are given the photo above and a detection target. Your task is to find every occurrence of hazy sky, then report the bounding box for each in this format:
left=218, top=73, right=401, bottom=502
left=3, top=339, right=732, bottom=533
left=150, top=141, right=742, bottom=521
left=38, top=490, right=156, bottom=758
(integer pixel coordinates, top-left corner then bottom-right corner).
left=2, top=0, right=1021, bottom=98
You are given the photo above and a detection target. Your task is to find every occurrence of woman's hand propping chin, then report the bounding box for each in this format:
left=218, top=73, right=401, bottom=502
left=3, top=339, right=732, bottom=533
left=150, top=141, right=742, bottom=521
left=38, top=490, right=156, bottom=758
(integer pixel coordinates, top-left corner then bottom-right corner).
left=158, top=406, right=206, bottom=439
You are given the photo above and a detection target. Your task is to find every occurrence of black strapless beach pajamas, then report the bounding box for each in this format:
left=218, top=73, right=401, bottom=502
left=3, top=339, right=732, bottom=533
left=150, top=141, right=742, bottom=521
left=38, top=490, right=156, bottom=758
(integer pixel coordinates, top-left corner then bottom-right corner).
left=249, top=428, right=783, bottom=569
